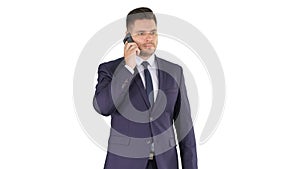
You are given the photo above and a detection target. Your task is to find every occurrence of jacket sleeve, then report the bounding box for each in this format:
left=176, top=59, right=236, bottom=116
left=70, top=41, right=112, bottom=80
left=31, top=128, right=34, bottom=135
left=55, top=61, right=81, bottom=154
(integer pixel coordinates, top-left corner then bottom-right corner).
left=93, top=62, right=136, bottom=116
left=173, top=67, right=198, bottom=169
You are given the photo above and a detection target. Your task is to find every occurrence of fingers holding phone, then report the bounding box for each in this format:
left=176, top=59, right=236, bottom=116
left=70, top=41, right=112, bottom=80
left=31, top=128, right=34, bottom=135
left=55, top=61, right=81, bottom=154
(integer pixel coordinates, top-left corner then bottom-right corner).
left=123, top=33, right=140, bottom=69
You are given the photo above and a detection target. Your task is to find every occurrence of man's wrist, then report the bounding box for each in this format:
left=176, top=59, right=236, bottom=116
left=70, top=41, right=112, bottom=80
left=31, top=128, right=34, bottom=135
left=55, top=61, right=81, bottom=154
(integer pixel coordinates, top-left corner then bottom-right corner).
left=124, top=65, right=135, bottom=74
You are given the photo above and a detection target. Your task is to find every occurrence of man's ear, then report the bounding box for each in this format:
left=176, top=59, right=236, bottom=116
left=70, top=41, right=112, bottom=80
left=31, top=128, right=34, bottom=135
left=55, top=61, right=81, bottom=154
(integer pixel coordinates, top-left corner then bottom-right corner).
left=126, top=24, right=133, bottom=33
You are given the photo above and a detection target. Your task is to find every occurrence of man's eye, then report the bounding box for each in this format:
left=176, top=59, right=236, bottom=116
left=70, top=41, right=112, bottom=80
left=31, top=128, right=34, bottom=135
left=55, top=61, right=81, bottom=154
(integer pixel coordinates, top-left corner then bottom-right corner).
left=150, top=31, right=157, bottom=35
left=137, top=32, right=144, bottom=36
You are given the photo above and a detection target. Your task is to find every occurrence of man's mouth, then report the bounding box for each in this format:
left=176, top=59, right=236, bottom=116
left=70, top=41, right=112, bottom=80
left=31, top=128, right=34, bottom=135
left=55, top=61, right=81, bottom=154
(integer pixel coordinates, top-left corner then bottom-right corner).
left=143, top=43, right=154, bottom=48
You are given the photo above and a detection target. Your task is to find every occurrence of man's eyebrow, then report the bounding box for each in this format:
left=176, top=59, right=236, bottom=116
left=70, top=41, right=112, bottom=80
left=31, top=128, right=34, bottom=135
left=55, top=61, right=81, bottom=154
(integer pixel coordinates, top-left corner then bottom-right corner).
left=136, top=29, right=157, bottom=32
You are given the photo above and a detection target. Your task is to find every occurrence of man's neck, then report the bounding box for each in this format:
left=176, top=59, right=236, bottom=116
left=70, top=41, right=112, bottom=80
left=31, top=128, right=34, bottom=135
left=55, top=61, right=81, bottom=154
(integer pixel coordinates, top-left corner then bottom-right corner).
left=138, top=55, right=151, bottom=61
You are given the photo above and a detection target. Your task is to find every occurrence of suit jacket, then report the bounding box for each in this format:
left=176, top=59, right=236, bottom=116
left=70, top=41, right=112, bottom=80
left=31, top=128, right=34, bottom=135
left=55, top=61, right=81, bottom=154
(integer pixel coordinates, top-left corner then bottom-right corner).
left=93, top=56, right=197, bottom=169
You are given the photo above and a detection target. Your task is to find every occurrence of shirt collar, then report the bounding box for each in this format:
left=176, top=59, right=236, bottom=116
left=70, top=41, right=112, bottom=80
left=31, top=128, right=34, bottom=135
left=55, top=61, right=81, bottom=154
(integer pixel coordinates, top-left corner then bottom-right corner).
left=136, top=54, right=156, bottom=68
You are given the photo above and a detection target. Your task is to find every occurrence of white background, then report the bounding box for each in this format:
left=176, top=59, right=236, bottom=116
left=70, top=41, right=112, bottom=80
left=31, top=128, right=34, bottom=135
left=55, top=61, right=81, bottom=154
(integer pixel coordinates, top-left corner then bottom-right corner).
left=1, top=0, right=299, bottom=168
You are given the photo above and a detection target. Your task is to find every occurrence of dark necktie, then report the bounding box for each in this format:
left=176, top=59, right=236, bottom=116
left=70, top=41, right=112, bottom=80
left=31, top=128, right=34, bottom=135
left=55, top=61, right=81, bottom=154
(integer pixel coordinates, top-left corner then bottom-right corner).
left=141, top=61, right=154, bottom=106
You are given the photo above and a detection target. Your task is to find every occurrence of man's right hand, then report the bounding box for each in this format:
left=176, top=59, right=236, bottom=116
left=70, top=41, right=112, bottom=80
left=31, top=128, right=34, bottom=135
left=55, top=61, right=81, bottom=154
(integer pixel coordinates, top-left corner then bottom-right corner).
left=124, top=41, right=140, bottom=69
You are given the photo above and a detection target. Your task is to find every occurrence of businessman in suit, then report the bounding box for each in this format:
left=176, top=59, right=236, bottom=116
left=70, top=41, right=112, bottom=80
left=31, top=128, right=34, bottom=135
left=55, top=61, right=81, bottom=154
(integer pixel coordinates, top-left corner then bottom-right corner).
left=93, top=7, right=198, bottom=169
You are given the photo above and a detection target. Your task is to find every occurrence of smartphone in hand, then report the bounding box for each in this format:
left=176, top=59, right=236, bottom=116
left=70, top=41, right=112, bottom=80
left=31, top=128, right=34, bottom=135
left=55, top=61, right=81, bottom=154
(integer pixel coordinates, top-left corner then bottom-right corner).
left=123, top=33, right=134, bottom=44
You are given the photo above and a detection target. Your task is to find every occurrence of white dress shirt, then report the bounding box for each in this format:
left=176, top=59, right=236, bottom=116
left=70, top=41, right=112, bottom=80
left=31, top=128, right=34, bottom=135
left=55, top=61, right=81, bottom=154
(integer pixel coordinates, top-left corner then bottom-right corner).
left=125, top=54, right=158, bottom=102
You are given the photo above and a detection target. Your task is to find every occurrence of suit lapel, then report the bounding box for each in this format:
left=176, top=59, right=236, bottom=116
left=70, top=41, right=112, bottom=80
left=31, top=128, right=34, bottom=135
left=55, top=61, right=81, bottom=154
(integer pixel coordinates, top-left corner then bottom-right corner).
left=153, top=57, right=164, bottom=108
left=148, top=57, right=168, bottom=117
left=131, top=56, right=165, bottom=110
left=133, top=70, right=151, bottom=108
left=156, top=57, right=164, bottom=90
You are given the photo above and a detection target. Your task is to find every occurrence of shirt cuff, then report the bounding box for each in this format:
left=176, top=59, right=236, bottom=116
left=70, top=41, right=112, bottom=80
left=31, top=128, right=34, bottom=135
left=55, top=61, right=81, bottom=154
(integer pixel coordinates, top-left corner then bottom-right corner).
left=124, top=65, right=135, bottom=74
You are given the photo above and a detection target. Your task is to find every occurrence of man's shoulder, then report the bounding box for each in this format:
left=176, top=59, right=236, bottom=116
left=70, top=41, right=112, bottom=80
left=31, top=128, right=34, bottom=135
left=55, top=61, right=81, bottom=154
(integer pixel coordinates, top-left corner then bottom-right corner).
left=156, top=56, right=183, bottom=72
left=100, top=57, right=124, bottom=67
left=97, top=57, right=124, bottom=71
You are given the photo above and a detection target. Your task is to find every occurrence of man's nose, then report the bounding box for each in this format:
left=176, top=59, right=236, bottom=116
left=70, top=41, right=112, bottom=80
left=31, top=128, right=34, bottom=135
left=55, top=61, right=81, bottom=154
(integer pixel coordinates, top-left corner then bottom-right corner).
left=145, top=33, right=154, bottom=41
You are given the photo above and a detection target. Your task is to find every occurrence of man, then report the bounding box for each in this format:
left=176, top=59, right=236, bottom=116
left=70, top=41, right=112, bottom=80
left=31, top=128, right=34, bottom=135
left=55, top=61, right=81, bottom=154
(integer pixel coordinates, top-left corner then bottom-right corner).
left=93, top=7, right=198, bottom=169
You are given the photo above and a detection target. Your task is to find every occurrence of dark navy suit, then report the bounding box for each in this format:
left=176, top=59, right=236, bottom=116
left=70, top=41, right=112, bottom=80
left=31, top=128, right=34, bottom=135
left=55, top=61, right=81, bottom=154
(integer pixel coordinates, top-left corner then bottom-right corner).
left=93, top=56, right=197, bottom=169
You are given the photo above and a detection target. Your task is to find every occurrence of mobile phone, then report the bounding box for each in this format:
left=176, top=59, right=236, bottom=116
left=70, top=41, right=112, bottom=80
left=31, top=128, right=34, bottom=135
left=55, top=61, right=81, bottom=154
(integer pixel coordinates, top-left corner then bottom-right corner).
left=123, top=33, right=134, bottom=44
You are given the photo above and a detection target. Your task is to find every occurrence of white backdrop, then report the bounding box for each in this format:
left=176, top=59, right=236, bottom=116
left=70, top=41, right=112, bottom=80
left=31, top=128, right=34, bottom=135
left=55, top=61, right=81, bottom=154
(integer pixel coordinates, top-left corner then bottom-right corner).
left=1, top=0, right=299, bottom=168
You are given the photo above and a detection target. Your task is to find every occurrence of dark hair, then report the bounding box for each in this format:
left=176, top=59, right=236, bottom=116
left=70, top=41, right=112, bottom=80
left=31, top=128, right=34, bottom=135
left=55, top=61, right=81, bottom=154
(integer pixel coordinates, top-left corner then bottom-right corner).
left=126, top=7, right=157, bottom=30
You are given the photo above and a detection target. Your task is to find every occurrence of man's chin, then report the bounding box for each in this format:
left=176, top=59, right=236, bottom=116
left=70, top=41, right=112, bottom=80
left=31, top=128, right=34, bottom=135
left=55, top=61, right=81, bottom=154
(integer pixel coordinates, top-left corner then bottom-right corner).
left=139, top=49, right=155, bottom=57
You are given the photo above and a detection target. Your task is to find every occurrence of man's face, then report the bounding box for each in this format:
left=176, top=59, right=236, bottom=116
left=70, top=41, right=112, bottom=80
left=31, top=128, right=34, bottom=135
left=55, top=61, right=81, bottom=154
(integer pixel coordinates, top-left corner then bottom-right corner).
left=129, top=19, right=158, bottom=57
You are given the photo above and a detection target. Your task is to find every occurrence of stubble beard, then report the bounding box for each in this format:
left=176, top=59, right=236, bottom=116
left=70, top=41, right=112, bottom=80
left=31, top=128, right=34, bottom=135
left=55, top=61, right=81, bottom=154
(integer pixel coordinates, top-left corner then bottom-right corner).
left=138, top=49, right=155, bottom=59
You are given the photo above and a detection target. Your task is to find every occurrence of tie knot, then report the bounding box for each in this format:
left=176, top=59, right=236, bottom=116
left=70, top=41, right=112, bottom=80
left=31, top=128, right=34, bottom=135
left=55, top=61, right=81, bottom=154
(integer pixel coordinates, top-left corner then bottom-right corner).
left=141, top=61, right=150, bottom=69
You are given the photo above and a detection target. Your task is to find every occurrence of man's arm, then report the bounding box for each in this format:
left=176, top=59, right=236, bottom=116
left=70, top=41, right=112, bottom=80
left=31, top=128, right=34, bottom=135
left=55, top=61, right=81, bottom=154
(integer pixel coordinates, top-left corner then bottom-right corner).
left=173, top=67, right=198, bottom=169
left=93, top=40, right=140, bottom=116
left=93, top=62, right=135, bottom=116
